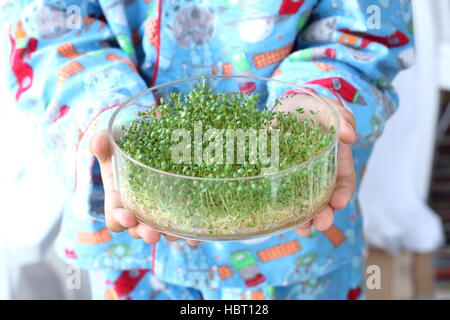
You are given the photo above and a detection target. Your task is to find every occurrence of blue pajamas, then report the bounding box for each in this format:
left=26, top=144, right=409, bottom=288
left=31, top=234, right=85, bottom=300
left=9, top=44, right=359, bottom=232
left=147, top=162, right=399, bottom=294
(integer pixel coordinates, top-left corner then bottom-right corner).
left=2, top=0, right=413, bottom=299
left=89, top=258, right=365, bottom=300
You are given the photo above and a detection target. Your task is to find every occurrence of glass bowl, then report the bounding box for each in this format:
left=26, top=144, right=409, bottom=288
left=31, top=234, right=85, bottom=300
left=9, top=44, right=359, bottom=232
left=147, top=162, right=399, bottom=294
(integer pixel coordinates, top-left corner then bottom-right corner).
left=108, top=75, right=339, bottom=240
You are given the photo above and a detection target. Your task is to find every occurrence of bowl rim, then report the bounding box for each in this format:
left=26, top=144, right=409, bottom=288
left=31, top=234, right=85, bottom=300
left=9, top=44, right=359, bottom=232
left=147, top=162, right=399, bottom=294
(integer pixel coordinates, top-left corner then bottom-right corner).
left=108, top=75, right=340, bottom=181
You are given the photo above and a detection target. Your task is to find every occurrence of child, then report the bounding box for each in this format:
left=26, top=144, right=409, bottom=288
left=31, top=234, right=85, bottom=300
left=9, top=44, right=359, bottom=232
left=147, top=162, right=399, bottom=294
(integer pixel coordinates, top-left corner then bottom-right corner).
left=3, top=0, right=414, bottom=300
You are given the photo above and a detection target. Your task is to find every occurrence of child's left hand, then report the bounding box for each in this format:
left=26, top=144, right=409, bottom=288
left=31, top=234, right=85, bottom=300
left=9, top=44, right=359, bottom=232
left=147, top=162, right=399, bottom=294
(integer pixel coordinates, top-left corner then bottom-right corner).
left=273, top=95, right=357, bottom=237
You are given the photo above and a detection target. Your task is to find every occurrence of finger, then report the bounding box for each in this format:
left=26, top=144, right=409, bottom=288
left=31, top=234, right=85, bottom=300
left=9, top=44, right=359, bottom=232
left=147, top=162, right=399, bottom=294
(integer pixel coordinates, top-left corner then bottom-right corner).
left=312, top=205, right=334, bottom=231
left=128, top=227, right=141, bottom=239
left=337, top=104, right=356, bottom=130
left=163, top=234, right=180, bottom=242
left=106, top=207, right=138, bottom=232
left=339, top=119, right=357, bottom=145
left=89, top=131, right=115, bottom=195
left=186, top=239, right=201, bottom=246
left=104, top=192, right=139, bottom=233
left=334, top=105, right=356, bottom=144
left=136, top=223, right=161, bottom=244
left=321, top=97, right=356, bottom=145
left=89, top=131, right=114, bottom=166
left=294, top=227, right=311, bottom=237
left=312, top=96, right=357, bottom=144
left=325, top=96, right=356, bottom=128
left=330, top=144, right=356, bottom=210
left=298, top=220, right=312, bottom=230
left=113, top=208, right=139, bottom=229
left=271, top=95, right=356, bottom=144
left=294, top=221, right=312, bottom=237
left=90, top=131, right=139, bottom=232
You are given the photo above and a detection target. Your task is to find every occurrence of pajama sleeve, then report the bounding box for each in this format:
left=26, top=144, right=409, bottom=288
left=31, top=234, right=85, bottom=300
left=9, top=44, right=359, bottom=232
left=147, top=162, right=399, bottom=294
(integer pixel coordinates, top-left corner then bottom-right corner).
left=2, top=0, right=154, bottom=220
left=269, top=0, right=414, bottom=148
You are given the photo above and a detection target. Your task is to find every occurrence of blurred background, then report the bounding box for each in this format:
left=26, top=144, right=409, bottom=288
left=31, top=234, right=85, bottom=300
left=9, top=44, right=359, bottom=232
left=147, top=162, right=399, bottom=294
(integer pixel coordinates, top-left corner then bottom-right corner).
left=0, top=0, right=450, bottom=300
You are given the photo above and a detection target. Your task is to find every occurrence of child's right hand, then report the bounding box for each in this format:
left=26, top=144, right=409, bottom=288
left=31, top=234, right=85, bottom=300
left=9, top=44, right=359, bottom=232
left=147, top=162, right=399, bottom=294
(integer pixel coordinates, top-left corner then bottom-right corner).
left=89, top=131, right=200, bottom=245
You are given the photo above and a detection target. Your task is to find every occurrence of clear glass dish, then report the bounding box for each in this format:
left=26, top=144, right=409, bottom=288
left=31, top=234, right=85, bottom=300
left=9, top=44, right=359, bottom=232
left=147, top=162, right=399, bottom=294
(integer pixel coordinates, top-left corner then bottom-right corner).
left=108, top=75, right=339, bottom=241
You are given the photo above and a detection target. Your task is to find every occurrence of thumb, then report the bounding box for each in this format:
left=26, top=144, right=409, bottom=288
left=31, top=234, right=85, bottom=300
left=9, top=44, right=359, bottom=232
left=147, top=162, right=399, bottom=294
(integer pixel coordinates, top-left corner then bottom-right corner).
left=333, top=100, right=356, bottom=145
left=89, top=131, right=116, bottom=196
left=89, top=131, right=114, bottom=164
left=339, top=118, right=357, bottom=145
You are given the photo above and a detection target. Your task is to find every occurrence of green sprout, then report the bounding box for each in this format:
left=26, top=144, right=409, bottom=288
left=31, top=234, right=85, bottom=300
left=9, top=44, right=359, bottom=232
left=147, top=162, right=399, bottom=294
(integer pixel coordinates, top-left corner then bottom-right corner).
left=114, top=80, right=338, bottom=239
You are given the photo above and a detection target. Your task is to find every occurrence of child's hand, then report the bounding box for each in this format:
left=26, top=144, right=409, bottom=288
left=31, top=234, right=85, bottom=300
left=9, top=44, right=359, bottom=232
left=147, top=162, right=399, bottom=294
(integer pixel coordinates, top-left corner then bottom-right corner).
left=273, top=96, right=357, bottom=237
left=89, top=131, right=200, bottom=246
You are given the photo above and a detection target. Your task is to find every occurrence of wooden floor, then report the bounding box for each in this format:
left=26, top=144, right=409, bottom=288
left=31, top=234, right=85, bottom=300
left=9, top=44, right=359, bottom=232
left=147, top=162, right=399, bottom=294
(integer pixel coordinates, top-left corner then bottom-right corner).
left=365, top=247, right=450, bottom=300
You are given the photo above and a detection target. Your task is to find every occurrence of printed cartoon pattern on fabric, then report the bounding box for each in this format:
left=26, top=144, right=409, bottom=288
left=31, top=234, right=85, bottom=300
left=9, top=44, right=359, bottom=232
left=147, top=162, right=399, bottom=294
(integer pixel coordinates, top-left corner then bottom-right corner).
left=1, top=0, right=413, bottom=291
left=89, top=258, right=364, bottom=300
left=89, top=269, right=204, bottom=300
left=9, top=21, right=37, bottom=101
